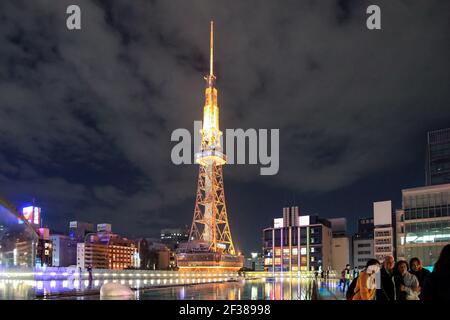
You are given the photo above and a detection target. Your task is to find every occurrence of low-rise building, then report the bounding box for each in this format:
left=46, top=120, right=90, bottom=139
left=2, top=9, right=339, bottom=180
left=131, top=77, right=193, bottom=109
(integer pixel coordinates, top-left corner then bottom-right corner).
left=353, top=238, right=374, bottom=270
left=328, top=218, right=351, bottom=272
left=399, top=183, right=450, bottom=268
left=263, top=206, right=333, bottom=272
left=77, top=234, right=138, bottom=270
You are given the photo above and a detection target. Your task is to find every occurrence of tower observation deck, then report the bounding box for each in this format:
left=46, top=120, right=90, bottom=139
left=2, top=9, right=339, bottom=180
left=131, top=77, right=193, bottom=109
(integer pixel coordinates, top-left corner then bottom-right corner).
left=176, top=21, right=243, bottom=271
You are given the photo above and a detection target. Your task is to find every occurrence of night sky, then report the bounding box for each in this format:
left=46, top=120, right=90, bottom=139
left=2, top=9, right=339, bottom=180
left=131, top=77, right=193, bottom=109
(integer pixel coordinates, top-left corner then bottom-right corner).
left=0, top=0, right=449, bottom=254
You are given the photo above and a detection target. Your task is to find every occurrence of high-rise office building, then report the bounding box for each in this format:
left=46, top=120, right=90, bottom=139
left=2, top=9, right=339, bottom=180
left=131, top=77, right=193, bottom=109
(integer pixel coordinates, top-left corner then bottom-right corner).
left=426, top=128, right=450, bottom=185
left=356, top=217, right=374, bottom=239
left=263, top=206, right=333, bottom=272
left=353, top=217, right=374, bottom=269
left=69, top=221, right=95, bottom=241
left=244, top=253, right=265, bottom=271
left=399, top=183, right=450, bottom=268
left=160, top=227, right=189, bottom=251
left=50, top=234, right=77, bottom=267
left=373, top=201, right=395, bottom=262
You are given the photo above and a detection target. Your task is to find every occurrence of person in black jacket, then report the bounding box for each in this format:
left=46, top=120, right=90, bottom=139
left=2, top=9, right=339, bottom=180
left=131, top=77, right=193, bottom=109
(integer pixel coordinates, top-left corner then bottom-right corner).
left=422, top=244, right=450, bottom=301
left=409, top=257, right=430, bottom=299
left=376, top=255, right=398, bottom=301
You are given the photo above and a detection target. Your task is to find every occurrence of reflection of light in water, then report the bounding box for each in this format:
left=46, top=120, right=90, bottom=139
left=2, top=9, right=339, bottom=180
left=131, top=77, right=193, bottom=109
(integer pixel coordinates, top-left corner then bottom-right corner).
left=37, top=281, right=44, bottom=290
left=50, top=280, right=56, bottom=288
left=150, top=280, right=154, bottom=285
left=84, top=280, right=89, bottom=287
left=163, top=279, right=167, bottom=284
left=179, top=286, right=186, bottom=300
left=121, top=280, right=125, bottom=285
left=251, top=286, right=258, bottom=300
left=143, top=280, right=147, bottom=284
left=62, top=281, right=68, bottom=288
left=104, top=280, right=108, bottom=284
left=129, top=280, right=133, bottom=285
left=95, top=280, right=100, bottom=287
left=157, top=279, right=161, bottom=285
left=227, top=288, right=235, bottom=300
left=113, top=280, right=118, bottom=283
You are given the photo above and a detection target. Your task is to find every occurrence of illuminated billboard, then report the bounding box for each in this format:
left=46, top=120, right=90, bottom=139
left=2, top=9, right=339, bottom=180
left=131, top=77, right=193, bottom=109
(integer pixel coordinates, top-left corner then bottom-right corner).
left=298, top=215, right=310, bottom=226
left=18, top=206, right=41, bottom=225
left=273, top=218, right=283, bottom=229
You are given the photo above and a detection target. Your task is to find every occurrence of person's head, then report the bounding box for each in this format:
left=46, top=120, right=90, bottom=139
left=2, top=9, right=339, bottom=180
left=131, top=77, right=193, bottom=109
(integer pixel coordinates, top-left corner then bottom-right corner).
left=366, top=259, right=380, bottom=274
left=383, top=255, right=395, bottom=271
left=409, top=257, right=422, bottom=272
left=434, top=244, right=450, bottom=273
left=396, top=260, right=409, bottom=276
left=346, top=264, right=350, bottom=269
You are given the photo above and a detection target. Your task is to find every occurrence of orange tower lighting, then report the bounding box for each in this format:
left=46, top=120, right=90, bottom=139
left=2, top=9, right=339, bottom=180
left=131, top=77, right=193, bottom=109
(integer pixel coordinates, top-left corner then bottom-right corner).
left=189, top=21, right=237, bottom=255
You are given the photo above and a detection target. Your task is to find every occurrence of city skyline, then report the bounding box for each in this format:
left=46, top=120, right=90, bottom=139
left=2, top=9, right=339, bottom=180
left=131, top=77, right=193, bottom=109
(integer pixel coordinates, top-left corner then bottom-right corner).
left=0, top=1, right=450, bottom=255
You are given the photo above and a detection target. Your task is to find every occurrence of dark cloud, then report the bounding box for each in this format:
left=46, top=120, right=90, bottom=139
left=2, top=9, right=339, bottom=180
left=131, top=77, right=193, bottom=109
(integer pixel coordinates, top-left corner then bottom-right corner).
left=0, top=0, right=449, bottom=253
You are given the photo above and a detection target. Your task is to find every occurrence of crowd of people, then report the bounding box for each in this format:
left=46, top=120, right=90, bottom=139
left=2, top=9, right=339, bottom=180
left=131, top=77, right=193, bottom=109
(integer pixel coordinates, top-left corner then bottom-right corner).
left=343, top=244, right=450, bottom=301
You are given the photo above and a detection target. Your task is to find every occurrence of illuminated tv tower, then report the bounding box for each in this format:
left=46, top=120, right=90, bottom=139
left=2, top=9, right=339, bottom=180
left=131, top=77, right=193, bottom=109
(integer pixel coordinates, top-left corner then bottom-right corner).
left=189, top=21, right=237, bottom=255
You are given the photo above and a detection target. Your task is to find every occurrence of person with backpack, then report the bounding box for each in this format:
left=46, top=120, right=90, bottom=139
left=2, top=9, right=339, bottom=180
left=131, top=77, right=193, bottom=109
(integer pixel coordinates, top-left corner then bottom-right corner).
left=350, top=259, right=380, bottom=300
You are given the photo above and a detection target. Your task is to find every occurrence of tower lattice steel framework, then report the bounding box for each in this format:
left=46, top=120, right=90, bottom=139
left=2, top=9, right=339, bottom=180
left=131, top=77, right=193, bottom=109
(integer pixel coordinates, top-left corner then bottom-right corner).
left=189, top=21, right=236, bottom=255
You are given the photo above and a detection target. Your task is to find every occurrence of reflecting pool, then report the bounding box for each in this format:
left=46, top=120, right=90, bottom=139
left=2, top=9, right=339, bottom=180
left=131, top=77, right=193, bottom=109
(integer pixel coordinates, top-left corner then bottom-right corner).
left=1, top=277, right=345, bottom=300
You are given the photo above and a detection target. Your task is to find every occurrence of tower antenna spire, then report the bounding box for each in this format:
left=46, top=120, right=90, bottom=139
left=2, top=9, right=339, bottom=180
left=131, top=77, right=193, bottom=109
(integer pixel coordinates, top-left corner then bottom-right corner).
left=210, top=20, right=214, bottom=77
